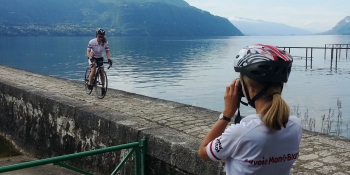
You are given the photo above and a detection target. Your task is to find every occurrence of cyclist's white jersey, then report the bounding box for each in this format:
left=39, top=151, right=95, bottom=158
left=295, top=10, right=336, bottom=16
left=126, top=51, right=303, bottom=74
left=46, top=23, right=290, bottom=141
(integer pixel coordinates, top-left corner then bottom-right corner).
left=87, top=38, right=109, bottom=58
left=206, top=114, right=302, bottom=175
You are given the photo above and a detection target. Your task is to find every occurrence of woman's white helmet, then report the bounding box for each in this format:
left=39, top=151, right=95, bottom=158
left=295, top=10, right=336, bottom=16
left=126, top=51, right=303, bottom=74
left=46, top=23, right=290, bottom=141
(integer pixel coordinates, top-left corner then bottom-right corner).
left=234, top=44, right=293, bottom=83
left=96, top=28, right=106, bottom=36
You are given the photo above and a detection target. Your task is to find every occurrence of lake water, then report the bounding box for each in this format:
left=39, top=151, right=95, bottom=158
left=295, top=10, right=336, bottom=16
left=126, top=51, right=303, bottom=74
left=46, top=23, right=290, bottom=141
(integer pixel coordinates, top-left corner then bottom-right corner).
left=1, top=35, right=350, bottom=138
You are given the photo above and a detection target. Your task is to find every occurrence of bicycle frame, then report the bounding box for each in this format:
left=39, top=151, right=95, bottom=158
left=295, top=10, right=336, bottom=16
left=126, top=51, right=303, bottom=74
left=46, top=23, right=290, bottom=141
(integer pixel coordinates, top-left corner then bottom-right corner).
left=85, top=60, right=111, bottom=99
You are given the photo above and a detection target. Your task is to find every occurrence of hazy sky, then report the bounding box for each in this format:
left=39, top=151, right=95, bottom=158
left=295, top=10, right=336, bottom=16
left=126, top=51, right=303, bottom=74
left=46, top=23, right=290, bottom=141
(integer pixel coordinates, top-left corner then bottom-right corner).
left=184, top=0, right=349, bottom=32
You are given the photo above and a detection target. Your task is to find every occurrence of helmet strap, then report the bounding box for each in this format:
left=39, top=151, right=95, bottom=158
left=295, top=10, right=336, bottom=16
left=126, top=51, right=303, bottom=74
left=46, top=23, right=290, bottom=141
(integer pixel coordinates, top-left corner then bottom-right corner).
left=236, top=80, right=276, bottom=123
left=242, top=79, right=272, bottom=109
left=249, top=84, right=271, bottom=108
left=241, top=79, right=253, bottom=106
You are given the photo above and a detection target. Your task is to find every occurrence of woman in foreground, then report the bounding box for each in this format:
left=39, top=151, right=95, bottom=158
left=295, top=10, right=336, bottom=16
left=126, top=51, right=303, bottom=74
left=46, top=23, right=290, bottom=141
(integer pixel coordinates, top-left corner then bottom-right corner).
left=198, top=44, right=302, bottom=175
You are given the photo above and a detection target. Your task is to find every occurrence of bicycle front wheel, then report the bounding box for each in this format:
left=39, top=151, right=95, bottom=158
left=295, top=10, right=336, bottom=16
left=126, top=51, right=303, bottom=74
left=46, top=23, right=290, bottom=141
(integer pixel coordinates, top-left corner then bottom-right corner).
left=94, top=69, right=108, bottom=99
left=84, top=67, right=92, bottom=95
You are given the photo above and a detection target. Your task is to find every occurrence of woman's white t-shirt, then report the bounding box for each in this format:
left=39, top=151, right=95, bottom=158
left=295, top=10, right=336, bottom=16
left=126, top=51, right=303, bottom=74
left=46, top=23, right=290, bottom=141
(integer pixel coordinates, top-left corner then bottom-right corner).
left=206, top=114, right=302, bottom=175
left=87, top=38, right=109, bottom=58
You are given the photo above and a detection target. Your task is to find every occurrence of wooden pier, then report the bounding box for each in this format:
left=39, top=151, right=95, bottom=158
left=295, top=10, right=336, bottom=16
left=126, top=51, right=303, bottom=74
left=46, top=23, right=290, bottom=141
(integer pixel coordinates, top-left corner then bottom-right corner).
left=277, top=44, right=349, bottom=69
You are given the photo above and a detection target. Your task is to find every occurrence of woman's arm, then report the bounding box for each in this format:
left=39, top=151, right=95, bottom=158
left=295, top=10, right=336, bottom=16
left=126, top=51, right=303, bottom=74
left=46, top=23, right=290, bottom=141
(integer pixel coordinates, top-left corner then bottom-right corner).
left=198, top=120, right=231, bottom=160
left=87, top=49, right=92, bottom=59
left=106, top=50, right=111, bottom=60
left=198, top=79, right=240, bottom=161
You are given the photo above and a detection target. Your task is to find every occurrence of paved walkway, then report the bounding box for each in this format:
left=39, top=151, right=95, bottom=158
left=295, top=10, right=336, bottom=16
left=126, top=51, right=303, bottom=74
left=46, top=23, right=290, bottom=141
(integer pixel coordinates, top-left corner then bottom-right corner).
left=0, top=65, right=350, bottom=174
left=293, top=130, right=350, bottom=174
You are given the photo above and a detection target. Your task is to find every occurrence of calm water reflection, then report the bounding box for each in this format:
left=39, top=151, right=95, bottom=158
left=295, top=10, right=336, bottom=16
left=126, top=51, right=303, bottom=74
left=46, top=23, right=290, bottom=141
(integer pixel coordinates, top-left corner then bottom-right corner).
left=1, top=35, right=349, bottom=138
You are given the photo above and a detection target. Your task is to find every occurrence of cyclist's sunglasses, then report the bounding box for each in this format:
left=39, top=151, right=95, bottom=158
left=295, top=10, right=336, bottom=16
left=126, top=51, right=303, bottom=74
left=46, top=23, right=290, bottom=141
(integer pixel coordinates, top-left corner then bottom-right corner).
left=97, top=35, right=104, bottom=38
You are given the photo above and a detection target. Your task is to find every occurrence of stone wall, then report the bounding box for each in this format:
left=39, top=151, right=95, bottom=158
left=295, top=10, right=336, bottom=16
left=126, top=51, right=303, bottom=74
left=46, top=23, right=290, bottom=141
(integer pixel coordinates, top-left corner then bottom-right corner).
left=0, top=65, right=224, bottom=175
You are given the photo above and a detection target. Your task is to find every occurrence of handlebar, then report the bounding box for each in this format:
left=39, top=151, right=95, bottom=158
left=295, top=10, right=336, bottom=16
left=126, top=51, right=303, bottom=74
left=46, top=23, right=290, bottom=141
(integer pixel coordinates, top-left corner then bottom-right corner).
left=88, top=57, right=112, bottom=69
left=103, top=61, right=112, bottom=69
left=89, top=61, right=112, bottom=69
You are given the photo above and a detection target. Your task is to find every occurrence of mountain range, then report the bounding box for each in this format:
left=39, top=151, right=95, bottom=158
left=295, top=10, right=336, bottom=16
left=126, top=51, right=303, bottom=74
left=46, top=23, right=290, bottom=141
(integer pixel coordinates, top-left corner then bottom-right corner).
left=321, top=16, right=350, bottom=35
left=0, top=0, right=243, bottom=36
left=229, top=17, right=314, bottom=36
left=0, top=0, right=349, bottom=36
left=230, top=16, right=350, bottom=36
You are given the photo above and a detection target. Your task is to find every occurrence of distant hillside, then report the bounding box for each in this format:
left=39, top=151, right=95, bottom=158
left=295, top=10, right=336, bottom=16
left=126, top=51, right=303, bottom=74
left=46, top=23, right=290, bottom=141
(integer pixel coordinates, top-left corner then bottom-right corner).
left=229, top=17, right=313, bottom=36
left=321, top=16, right=350, bottom=35
left=0, top=0, right=243, bottom=37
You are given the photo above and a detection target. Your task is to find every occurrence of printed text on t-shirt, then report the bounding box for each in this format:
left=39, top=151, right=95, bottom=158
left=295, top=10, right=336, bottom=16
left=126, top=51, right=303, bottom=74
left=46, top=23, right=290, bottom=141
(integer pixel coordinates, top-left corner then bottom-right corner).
left=244, top=152, right=299, bottom=165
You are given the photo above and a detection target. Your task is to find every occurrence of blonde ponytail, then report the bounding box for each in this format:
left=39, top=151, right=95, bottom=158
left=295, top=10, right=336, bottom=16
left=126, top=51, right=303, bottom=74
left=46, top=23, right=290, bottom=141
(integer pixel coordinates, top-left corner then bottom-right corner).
left=261, top=89, right=290, bottom=130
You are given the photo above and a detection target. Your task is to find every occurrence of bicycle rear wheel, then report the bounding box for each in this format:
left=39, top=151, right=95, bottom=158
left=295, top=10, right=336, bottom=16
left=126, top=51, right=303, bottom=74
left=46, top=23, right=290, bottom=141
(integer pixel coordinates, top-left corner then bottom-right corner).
left=84, top=67, right=92, bottom=94
left=94, top=69, right=108, bottom=99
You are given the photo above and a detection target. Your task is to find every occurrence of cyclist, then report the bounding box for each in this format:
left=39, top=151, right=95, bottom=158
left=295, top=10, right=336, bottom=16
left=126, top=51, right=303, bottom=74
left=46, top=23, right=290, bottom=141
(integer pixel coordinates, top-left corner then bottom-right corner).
left=86, top=28, right=112, bottom=95
left=198, top=44, right=302, bottom=175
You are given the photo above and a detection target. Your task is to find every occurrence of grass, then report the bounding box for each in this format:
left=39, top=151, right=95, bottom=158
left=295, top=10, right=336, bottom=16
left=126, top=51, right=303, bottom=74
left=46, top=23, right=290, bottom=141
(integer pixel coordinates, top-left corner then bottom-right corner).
left=291, top=98, right=349, bottom=139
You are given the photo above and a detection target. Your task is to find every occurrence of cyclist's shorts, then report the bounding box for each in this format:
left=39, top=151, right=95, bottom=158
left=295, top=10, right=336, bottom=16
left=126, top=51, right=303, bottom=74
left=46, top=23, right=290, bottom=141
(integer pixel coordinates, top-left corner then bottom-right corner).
left=89, top=57, right=104, bottom=67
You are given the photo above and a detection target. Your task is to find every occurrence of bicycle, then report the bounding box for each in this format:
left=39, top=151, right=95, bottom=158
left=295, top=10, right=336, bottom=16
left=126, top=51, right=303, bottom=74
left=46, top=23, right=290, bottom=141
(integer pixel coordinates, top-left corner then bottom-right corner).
left=84, top=59, right=112, bottom=99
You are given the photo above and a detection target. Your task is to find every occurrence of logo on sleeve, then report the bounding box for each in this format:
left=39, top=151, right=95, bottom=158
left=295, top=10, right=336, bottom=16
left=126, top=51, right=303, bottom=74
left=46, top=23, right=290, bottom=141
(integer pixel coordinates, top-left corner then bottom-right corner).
left=214, top=138, right=223, bottom=153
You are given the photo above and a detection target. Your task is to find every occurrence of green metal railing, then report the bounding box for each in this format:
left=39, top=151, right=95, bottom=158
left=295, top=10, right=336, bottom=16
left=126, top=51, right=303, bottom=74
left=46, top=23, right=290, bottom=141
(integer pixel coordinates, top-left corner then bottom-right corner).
left=0, top=137, right=147, bottom=175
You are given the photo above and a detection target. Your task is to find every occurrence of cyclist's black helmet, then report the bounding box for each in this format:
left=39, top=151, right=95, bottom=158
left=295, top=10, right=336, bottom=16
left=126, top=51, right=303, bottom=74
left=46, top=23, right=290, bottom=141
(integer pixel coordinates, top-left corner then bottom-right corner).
left=234, top=44, right=293, bottom=83
left=96, top=28, right=106, bottom=36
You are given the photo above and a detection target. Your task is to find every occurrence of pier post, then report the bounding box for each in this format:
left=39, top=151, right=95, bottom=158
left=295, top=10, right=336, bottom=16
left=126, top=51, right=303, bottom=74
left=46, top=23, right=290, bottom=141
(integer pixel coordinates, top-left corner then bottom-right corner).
left=330, top=48, right=334, bottom=70
left=336, top=48, right=338, bottom=60
left=347, top=44, right=349, bottom=60
left=324, top=44, right=327, bottom=60
left=311, top=48, right=313, bottom=69
left=305, top=48, right=308, bottom=69
left=336, top=49, right=338, bottom=69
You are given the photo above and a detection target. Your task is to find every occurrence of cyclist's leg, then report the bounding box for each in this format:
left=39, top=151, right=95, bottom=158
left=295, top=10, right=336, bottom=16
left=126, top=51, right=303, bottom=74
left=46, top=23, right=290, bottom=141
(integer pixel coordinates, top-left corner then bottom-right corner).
left=95, top=68, right=108, bottom=99
left=95, top=57, right=106, bottom=89
left=88, top=59, right=96, bottom=85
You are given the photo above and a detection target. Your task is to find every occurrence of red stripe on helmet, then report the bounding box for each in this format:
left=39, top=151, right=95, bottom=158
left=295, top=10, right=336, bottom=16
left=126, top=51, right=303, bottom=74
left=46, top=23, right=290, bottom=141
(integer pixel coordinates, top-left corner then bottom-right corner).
left=255, top=44, right=292, bottom=61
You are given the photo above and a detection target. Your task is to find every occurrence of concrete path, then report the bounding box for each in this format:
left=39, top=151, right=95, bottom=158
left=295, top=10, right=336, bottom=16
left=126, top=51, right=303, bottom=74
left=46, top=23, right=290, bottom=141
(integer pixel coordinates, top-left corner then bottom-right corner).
left=293, top=130, right=350, bottom=174
left=0, top=65, right=349, bottom=175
